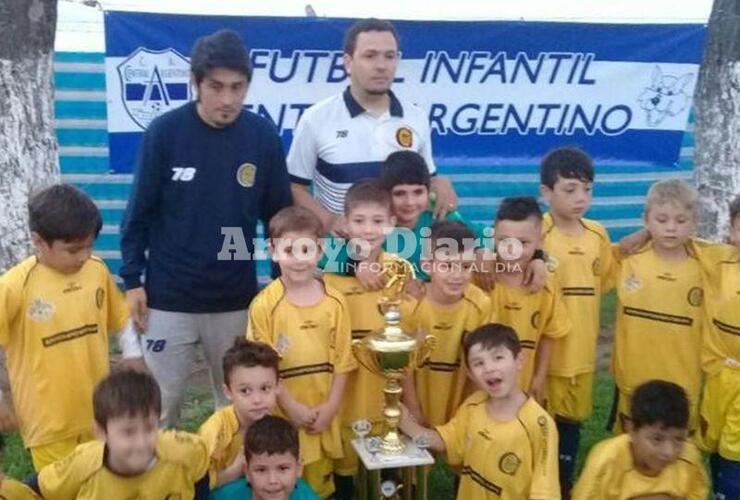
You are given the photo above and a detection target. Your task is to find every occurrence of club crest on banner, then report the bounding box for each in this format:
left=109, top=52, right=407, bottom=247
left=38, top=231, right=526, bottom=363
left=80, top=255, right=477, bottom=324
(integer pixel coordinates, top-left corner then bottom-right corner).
left=117, top=47, right=191, bottom=130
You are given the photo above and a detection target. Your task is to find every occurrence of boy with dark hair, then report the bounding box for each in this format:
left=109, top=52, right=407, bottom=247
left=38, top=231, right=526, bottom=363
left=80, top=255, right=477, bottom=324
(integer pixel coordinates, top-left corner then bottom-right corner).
left=402, top=220, right=491, bottom=427
left=400, top=323, right=560, bottom=500
left=199, top=338, right=281, bottom=488
left=539, top=146, right=616, bottom=496
left=573, top=380, right=708, bottom=499
left=0, top=184, right=143, bottom=471
left=27, top=370, right=210, bottom=498
left=247, top=206, right=356, bottom=498
left=121, top=27, right=292, bottom=428
left=211, top=415, right=318, bottom=500
left=689, top=193, right=740, bottom=498
left=488, top=196, right=571, bottom=404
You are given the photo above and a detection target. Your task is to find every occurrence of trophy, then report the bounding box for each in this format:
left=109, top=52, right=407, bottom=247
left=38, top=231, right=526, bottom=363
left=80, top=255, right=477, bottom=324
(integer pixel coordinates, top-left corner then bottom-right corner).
left=352, top=255, right=436, bottom=455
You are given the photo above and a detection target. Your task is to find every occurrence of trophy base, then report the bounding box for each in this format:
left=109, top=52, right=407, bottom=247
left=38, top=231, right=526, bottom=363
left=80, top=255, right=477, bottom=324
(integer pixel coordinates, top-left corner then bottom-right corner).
left=351, top=436, right=434, bottom=470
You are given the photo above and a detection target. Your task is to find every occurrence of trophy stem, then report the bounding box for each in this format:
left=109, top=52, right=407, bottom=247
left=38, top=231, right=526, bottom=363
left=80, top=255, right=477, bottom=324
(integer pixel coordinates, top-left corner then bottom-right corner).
left=380, top=377, right=405, bottom=455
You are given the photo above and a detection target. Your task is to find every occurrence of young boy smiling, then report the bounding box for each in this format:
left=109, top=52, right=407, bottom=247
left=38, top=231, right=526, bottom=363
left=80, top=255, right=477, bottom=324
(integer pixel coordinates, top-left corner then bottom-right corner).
left=399, top=323, right=560, bottom=500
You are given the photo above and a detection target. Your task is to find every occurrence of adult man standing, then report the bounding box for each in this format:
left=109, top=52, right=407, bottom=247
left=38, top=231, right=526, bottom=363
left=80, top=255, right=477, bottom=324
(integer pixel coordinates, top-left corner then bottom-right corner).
left=120, top=30, right=292, bottom=427
left=288, top=18, right=456, bottom=237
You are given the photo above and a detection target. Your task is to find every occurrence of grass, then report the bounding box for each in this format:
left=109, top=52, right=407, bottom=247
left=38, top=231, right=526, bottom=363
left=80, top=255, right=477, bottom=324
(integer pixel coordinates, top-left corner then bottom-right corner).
left=1, top=295, right=620, bottom=497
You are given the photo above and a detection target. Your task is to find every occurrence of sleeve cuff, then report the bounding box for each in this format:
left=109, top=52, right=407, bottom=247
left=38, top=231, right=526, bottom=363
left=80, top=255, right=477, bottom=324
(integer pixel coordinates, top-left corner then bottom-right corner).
left=122, top=275, right=142, bottom=290
left=289, top=174, right=312, bottom=186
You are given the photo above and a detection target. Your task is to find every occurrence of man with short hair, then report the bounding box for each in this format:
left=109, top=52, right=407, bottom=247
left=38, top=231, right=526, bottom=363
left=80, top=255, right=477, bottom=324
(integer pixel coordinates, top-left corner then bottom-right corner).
left=120, top=29, right=292, bottom=427
left=288, top=18, right=456, bottom=237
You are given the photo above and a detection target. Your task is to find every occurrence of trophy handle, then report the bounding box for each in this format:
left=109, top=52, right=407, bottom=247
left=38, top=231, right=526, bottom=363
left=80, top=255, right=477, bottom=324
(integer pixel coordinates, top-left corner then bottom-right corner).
left=415, top=334, right=437, bottom=368
left=352, top=340, right=382, bottom=375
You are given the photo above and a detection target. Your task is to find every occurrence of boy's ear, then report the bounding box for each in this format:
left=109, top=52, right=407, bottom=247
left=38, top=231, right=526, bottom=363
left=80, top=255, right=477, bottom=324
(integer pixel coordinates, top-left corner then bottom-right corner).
left=93, top=422, right=107, bottom=441
left=222, top=382, right=233, bottom=403
left=30, top=232, right=46, bottom=251
left=539, top=184, right=552, bottom=203
left=514, top=351, right=525, bottom=370
left=296, top=456, right=304, bottom=478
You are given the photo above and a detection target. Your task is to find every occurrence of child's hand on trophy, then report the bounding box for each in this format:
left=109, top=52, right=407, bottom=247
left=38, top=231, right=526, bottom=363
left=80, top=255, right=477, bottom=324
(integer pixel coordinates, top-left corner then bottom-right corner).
left=356, top=261, right=387, bottom=291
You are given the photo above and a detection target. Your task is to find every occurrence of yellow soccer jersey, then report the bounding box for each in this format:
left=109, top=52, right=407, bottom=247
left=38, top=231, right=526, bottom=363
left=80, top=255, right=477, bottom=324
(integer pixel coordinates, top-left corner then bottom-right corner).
left=323, top=268, right=417, bottom=425
left=436, top=391, right=560, bottom=500
left=407, top=284, right=491, bottom=426
left=0, top=256, right=128, bottom=448
left=198, top=405, right=243, bottom=487
left=613, top=244, right=704, bottom=404
left=37, top=431, right=209, bottom=500
left=488, top=274, right=571, bottom=390
left=542, top=214, right=615, bottom=377
left=0, top=478, right=40, bottom=500
left=247, top=278, right=356, bottom=465
left=572, top=433, right=707, bottom=500
left=691, top=240, right=740, bottom=374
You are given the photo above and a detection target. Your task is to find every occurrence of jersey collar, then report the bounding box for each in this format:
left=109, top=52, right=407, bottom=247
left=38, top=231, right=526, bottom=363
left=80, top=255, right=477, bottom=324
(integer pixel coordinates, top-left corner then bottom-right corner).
left=343, top=86, right=404, bottom=118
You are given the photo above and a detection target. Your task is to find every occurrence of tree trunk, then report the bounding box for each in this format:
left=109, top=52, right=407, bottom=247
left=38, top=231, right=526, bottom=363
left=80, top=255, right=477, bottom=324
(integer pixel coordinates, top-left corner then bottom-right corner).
left=694, top=0, right=740, bottom=241
left=0, top=0, right=59, bottom=273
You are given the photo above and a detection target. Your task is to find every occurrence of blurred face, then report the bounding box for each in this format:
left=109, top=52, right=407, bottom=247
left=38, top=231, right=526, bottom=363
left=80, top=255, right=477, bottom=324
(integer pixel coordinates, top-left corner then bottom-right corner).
left=270, top=231, right=322, bottom=284
left=730, top=216, right=740, bottom=249
left=34, top=234, right=94, bottom=274
left=344, top=31, right=399, bottom=97
left=245, top=452, right=303, bottom=500
left=390, top=184, right=429, bottom=227
left=466, top=344, right=523, bottom=398
left=99, top=412, right=159, bottom=476
left=426, top=248, right=475, bottom=300
left=346, top=202, right=395, bottom=254
left=629, top=423, right=688, bottom=477
left=494, top=218, right=541, bottom=270
left=195, top=67, right=248, bottom=127
left=644, top=202, right=694, bottom=252
left=541, top=177, right=593, bottom=221
left=224, top=366, right=278, bottom=426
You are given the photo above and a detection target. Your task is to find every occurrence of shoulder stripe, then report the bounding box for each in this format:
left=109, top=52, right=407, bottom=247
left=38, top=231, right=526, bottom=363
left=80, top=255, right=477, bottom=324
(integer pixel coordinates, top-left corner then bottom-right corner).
left=713, top=318, right=740, bottom=337
left=22, top=257, right=40, bottom=288
left=562, top=287, right=595, bottom=296
left=280, top=362, right=334, bottom=379
left=421, top=360, right=461, bottom=372
left=521, top=340, right=537, bottom=350
left=461, top=466, right=502, bottom=496
left=623, top=306, right=693, bottom=326
left=268, top=281, right=288, bottom=319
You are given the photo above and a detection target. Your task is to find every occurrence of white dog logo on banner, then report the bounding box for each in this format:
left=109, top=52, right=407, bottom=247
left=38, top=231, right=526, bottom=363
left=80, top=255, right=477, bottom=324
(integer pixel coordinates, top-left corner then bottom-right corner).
left=638, top=65, right=693, bottom=127
left=117, top=47, right=191, bottom=130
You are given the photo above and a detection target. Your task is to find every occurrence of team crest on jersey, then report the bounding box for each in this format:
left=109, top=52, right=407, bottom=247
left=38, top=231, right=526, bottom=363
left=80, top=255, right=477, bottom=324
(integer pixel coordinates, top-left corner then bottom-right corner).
left=498, top=452, right=521, bottom=476
left=687, top=287, right=703, bottom=307
left=95, top=287, right=105, bottom=310
left=236, top=163, right=257, bottom=187
left=275, top=334, right=291, bottom=355
left=395, top=127, right=413, bottom=148
left=623, top=273, right=643, bottom=292
left=545, top=255, right=559, bottom=273
left=117, top=47, right=191, bottom=130
left=28, top=298, right=54, bottom=322
left=592, top=257, right=601, bottom=276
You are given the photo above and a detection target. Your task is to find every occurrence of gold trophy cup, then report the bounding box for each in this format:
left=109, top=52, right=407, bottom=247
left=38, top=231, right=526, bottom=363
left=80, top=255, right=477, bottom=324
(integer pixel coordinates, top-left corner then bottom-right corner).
left=352, top=255, right=436, bottom=455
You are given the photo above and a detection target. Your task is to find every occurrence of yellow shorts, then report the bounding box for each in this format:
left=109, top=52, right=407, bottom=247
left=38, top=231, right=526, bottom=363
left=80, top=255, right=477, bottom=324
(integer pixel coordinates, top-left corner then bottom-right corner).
left=303, top=456, right=334, bottom=499
left=546, top=372, right=594, bottom=422
left=334, top=422, right=384, bottom=477
left=699, top=366, right=740, bottom=461
left=612, top=387, right=699, bottom=436
left=29, top=431, right=95, bottom=471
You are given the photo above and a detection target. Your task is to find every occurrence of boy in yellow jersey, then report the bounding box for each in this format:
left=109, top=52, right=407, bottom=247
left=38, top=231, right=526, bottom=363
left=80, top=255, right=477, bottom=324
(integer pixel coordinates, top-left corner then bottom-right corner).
left=573, top=380, right=708, bottom=500
left=321, top=179, right=416, bottom=498
left=691, top=195, right=740, bottom=498
left=25, top=370, right=210, bottom=499
left=538, top=147, right=616, bottom=497
left=402, top=220, right=491, bottom=427
left=0, top=184, right=143, bottom=471
left=488, top=197, right=571, bottom=403
left=199, top=338, right=280, bottom=488
left=609, top=179, right=703, bottom=434
left=400, top=323, right=560, bottom=500
left=247, top=206, right=356, bottom=498
left=211, top=416, right=318, bottom=500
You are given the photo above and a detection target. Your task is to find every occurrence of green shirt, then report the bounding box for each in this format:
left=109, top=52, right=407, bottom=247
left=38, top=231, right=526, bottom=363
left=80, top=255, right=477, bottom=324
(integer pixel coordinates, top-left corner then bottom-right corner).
left=210, top=478, right=318, bottom=500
